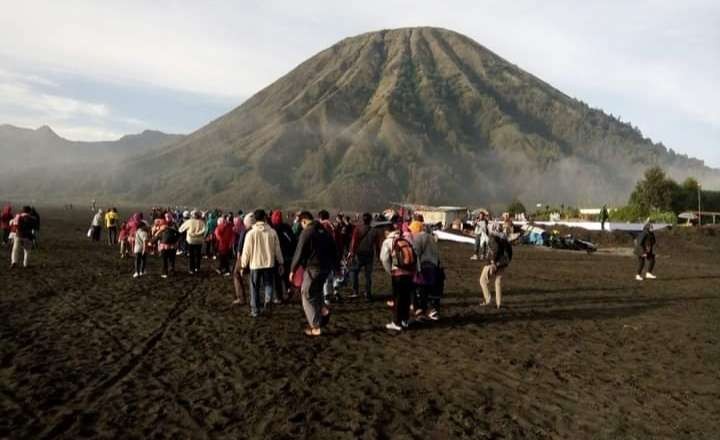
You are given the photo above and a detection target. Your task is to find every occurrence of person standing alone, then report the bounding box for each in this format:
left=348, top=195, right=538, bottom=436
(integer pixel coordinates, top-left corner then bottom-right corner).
left=479, top=223, right=513, bottom=309
left=9, top=206, right=37, bottom=269
left=635, top=220, right=657, bottom=281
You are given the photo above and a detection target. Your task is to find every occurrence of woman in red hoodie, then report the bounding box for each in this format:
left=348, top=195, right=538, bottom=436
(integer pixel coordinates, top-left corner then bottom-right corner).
left=214, top=216, right=235, bottom=276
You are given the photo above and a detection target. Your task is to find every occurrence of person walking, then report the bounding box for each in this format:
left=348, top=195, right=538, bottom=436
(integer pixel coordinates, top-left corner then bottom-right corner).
left=471, top=211, right=489, bottom=260
left=240, top=209, right=284, bottom=317
left=380, top=216, right=417, bottom=331
left=90, top=209, right=103, bottom=242
left=318, top=210, right=341, bottom=304
left=635, top=220, right=657, bottom=281
left=270, top=210, right=297, bottom=303
left=153, top=214, right=180, bottom=278
left=410, top=215, right=441, bottom=321
left=348, top=212, right=379, bottom=301
left=133, top=221, right=149, bottom=278
left=600, top=205, right=610, bottom=232
left=479, top=223, right=513, bottom=309
left=118, top=221, right=130, bottom=258
left=105, top=207, right=120, bottom=245
left=1, top=204, right=13, bottom=246
left=289, top=211, right=338, bottom=336
left=179, top=210, right=207, bottom=274
left=9, top=206, right=37, bottom=269
left=214, top=216, right=235, bottom=276
left=232, top=213, right=255, bottom=305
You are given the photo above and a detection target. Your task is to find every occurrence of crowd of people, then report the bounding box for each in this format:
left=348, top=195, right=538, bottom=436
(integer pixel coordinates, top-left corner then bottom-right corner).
left=86, top=205, right=455, bottom=335
left=2, top=200, right=658, bottom=336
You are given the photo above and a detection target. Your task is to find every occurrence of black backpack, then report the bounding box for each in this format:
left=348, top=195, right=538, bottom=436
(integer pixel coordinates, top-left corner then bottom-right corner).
left=18, top=215, right=35, bottom=238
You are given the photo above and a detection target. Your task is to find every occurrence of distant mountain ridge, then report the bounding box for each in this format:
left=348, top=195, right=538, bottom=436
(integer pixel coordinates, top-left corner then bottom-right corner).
left=2, top=27, right=718, bottom=208
left=0, top=124, right=183, bottom=173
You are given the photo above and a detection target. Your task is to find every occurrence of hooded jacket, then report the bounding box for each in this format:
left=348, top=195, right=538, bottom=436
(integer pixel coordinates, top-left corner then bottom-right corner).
left=179, top=218, right=207, bottom=245
left=240, top=222, right=283, bottom=270
left=634, top=225, right=656, bottom=257
left=214, top=220, right=236, bottom=254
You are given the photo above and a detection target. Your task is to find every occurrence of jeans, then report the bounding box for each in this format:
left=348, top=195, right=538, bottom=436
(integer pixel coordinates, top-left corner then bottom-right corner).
left=107, top=226, right=118, bottom=245
left=134, top=252, right=147, bottom=274
left=474, top=233, right=488, bottom=257
left=187, top=244, right=202, bottom=273
left=217, top=251, right=231, bottom=274
left=391, top=275, right=413, bottom=325
left=302, top=269, right=329, bottom=327
left=161, top=249, right=176, bottom=275
left=91, top=225, right=102, bottom=242
left=350, top=256, right=373, bottom=299
left=638, top=254, right=655, bottom=275
left=250, top=268, right=275, bottom=315
left=323, top=270, right=336, bottom=299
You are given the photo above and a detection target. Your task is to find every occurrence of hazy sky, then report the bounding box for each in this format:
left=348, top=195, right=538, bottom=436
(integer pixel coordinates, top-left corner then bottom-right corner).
left=0, top=0, right=718, bottom=166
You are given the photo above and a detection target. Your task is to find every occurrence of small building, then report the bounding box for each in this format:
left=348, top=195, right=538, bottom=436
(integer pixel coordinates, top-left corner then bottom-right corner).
left=394, top=203, right=468, bottom=229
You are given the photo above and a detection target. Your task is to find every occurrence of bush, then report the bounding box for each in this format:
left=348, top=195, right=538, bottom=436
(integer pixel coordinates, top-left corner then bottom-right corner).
left=507, top=199, right=527, bottom=216
left=610, top=205, right=676, bottom=224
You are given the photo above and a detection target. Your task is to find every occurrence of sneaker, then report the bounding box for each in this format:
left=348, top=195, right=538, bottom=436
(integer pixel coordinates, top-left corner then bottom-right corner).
left=133, top=272, right=139, bottom=278
left=645, top=273, right=657, bottom=279
left=635, top=275, right=644, bottom=281
left=385, top=322, right=402, bottom=331
left=348, top=292, right=360, bottom=299
left=10, top=263, right=16, bottom=270
left=161, top=274, right=168, bottom=279
left=401, top=320, right=410, bottom=329
left=470, top=255, right=478, bottom=261
left=427, top=310, right=439, bottom=321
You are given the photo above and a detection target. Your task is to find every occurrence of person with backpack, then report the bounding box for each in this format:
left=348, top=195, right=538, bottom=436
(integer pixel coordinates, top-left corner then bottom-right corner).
left=1, top=204, right=12, bottom=246
left=9, top=206, right=36, bottom=269
left=635, top=219, right=657, bottom=281
left=240, top=209, right=284, bottom=317
left=231, top=212, right=255, bottom=305
left=133, top=221, right=150, bottom=278
left=380, top=215, right=417, bottom=331
left=410, top=215, right=441, bottom=321
left=105, top=207, right=120, bottom=246
left=152, top=214, right=180, bottom=278
left=90, top=209, right=104, bottom=242
left=179, top=210, right=207, bottom=274
left=348, top=212, right=379, bottom=301
left=214, top=215, right=235, bottom=276
left=479, top=223, right=513, bottom=309
left=290, top=211, right=338, bottom=336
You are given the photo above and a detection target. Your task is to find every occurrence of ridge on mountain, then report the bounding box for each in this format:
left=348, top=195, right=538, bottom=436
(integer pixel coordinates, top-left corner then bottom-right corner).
left=3, top=27, right=718, bottom=207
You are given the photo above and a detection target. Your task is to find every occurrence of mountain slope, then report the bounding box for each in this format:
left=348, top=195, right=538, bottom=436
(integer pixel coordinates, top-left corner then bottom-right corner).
left=5, top=27, right=718, bottom=208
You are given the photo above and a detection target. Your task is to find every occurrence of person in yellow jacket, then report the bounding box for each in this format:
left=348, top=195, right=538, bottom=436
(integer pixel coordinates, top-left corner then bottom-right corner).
left=240, top=209, right=284, bottom=317
left=105, top=207, right=120, bottom=246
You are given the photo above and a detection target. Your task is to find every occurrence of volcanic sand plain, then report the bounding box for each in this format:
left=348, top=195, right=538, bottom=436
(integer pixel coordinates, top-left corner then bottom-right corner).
left=1, top=208, right=719, bottom=439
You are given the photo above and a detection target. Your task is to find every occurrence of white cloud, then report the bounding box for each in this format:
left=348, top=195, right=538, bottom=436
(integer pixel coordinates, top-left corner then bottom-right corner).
left=0, top=0, right=717, bottom=164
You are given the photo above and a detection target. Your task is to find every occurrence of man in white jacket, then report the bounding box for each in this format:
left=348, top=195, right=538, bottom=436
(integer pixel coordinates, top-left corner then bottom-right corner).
left=240, top=209, right=284, bottom=317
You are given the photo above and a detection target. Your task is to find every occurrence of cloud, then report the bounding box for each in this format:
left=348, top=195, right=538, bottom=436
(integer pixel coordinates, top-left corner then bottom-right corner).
left=0, top=0, right=717, bottom=165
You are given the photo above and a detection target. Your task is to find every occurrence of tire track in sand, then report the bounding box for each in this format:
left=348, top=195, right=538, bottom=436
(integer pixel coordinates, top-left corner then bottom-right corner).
left=36, top=279, right=206, bottom=439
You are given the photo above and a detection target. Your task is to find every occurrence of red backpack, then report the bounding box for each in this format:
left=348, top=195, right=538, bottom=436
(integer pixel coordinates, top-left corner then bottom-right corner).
left=392, top=237, right=417, bottom=271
